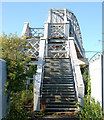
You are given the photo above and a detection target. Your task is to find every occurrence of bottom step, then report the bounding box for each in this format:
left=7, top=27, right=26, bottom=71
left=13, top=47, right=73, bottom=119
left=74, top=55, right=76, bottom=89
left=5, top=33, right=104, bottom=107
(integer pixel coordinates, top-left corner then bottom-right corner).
left=45, top=107, right=76, bottom=112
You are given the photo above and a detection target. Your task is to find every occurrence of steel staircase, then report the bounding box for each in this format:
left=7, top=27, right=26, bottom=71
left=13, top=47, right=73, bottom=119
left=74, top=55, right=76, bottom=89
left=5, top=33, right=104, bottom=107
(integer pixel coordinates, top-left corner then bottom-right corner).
left=22, top=9, right=86, bottom=112
left=42, top=58, right=77, bottom=112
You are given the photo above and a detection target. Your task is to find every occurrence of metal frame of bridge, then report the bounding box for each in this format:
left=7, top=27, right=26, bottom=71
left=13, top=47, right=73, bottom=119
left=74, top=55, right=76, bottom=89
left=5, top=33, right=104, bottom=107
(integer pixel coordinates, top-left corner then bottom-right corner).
left=22, top=9, right=87, bottom=111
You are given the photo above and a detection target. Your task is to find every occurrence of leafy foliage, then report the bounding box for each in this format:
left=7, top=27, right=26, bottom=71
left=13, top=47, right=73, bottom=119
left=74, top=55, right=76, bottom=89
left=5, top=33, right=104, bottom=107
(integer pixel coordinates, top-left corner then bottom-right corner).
left=81, top=65, right=88, bottom=95
left=76, top=77, right=102, bottom=119
left=0, top=33, right=31, bottom=95
left=6, top=92, right=27, bottom=120
left=0, top=33, right=36, bottom=119
left=77, top=96, right=102, bottom=119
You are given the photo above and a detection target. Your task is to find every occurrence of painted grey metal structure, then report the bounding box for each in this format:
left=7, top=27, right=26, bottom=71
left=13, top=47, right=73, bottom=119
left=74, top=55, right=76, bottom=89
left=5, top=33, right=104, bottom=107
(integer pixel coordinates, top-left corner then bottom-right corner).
left=22, top=9, right=86, bottom=111
left=0, top=59, right=7, bottom=119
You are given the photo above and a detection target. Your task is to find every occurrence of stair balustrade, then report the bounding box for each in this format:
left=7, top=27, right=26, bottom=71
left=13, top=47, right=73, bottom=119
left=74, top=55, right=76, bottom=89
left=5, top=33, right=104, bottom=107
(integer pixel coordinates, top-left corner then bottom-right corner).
left=33, top=38, right=46, bottom=111
left=69, top=38, right=84, bottom=109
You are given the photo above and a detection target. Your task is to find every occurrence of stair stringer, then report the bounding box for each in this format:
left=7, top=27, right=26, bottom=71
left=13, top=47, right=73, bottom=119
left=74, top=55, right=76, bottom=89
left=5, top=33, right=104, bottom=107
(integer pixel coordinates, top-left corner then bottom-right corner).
left=69, top=37, right=84, bottom=109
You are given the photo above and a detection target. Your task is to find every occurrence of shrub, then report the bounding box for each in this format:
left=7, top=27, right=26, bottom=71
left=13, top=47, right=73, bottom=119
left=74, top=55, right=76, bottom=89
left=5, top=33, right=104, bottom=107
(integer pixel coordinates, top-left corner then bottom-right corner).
left=21, top=85, right=33, bottom=105
left=76, top=95, right=102, bottom=119
left=76, top=77, right=102, bottom=119
left=6, top=93, right=27, bottom=120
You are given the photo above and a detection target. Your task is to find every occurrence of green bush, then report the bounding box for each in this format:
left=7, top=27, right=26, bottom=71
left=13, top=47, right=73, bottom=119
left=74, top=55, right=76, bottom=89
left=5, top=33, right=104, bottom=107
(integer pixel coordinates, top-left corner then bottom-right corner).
left=21, top=86, right=33, bottom=105
left=76, top=77, right=102, bottom=119
left=6, top=93, right=27, bottom=120
left=0, top=33, right=36, bottom=119
left=76, top=95, right=102, bottom=119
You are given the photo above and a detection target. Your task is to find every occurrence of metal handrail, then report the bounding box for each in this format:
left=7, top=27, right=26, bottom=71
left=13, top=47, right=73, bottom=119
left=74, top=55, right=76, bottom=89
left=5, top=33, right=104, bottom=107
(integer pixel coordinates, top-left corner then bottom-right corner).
left=33, top=38, right=46, bottom=111
left=69, top=39, right=84, bottom=107
left=70, top=53, right=79, bottom=99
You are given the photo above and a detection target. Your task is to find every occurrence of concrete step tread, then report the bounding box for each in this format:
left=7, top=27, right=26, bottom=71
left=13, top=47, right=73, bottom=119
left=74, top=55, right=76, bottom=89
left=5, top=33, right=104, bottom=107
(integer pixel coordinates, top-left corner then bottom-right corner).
left=42, top=91, right=75, bottom=94
left=43, top=80, right=74, bottom=82
left=44, top=77, right=73, bottom=79
left=43, top=84, right=74, bottom=86
left=43, top=81, right=74, bottom=83
left=44, top=75, right=73, bottom=77
left=45, top=104, right=76, bottom=107
left=42, top=90, right=75, bottom=92
left=42, top=93, right=75, bottom=96
left=43, top=87, right=75, bottom=89
left=45, top=108, right=76, bottom=111
left=43, top=83, right=74, bottom=85
left=45, top=71, right=72, bottom=73
left=43, top=94, right=75, bottom=97
left=43, top=101, right=76, bottom=104
left=44, top=70, right=72, bottom=72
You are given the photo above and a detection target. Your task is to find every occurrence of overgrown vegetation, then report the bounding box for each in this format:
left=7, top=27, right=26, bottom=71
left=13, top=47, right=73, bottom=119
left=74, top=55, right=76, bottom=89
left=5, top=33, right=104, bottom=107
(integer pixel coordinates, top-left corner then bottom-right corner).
left=81, top=65, right=88, bottom=95
left=76, top=76, right=102, bottom=119
left=0, top=33, right=36, bottom=120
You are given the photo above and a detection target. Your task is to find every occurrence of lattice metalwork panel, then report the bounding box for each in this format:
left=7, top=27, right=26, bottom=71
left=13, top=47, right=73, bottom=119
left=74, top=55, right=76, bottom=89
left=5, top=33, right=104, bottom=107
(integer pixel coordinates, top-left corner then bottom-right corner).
left=48, top=52, right=67, bottom=57
left=30, top=28, right=44, bottom=37
left=26, top=38, right=40, bottom=58
left=49, top=24, right=64, bottom=39
left=48, top=42, right=67, bottom=57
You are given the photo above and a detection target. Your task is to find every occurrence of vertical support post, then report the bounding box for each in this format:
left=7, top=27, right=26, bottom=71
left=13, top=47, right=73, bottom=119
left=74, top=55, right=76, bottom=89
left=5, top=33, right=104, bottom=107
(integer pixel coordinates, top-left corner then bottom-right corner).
left=44, top=22, right=49, bottom=39
left=66, top=40, right=70, bottom=57
left=21, top=22, right=30, bottom=37
left=102, top=52, right=104, bottom=111
left=59, top=17, right=61, bottom=23
left=64, top=9, right=67, bottom=23
left=48, top=9, right=52, bottom=23
left=55, top=14, right=57, bottom=23
left=0, top=59, right=7, bottom=119
left=46, top=38, right=48, bottom=57
left=64, top=21, right=70, bottom=39
left=102, top=2, right=104, bottom=112
left=44, top=22, right=49, bottom=57
left=64, top=17, right=70, bottom=57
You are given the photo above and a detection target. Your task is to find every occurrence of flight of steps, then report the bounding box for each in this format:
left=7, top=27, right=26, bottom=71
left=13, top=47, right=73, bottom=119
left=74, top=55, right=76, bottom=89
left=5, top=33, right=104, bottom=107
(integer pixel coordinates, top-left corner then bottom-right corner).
left=41, top=58, right=77, bottom=112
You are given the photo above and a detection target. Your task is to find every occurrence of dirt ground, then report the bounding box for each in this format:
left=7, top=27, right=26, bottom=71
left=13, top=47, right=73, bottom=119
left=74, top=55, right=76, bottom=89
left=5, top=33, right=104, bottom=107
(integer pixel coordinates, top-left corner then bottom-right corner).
left=27, top=112, right=79, bottom=120
left=39, top=114, right=79, bottom=120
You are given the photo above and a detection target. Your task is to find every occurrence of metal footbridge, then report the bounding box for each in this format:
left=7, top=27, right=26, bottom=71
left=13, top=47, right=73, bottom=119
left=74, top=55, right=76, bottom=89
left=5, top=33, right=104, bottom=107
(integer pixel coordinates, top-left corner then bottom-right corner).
left=22, top=9, right=87, bottom=112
